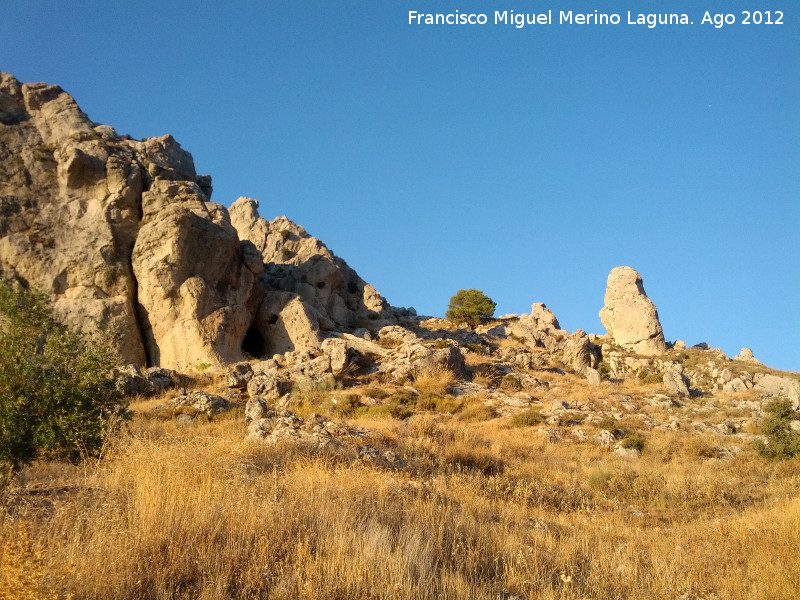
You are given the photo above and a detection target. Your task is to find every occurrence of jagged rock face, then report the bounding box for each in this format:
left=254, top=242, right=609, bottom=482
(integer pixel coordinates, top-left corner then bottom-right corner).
left=131, top=181, right=263, bottom=370
left=599, top=266, right=666, bottom=356
left=250, top=290, right=324, bottom=357
left=505, top=303, right=568, bottom=351
left=0, top=72, right=260, bottom=369
left=230, top=197, right=392, bottom=330
left=0, top=73, right=148, bottom=363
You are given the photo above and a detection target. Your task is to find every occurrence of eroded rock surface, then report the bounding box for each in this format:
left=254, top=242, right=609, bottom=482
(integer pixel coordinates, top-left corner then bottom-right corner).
left=599, top=266, right=666, bottom=356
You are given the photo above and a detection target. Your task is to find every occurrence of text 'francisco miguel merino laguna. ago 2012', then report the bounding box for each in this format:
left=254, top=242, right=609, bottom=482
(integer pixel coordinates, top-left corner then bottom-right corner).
left=407, top=10, right=785, bottom=29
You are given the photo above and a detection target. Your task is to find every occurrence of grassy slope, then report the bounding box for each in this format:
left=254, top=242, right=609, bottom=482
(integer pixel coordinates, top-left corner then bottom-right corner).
left=2, top=380, right=800, bottom=600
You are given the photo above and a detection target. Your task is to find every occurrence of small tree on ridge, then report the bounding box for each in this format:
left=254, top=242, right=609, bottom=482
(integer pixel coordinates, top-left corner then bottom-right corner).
left=446, top=289, right=496, bottom=329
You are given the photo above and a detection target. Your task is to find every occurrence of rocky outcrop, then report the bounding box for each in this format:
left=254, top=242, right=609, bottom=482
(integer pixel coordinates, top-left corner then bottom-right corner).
left=599, top=266, right=666, bottom=356
left=561, top=329, right=600, bottom=383
left=505, top=303, right=568, bottom=350
left=0, top=73, right=149, bottom=364
left=0, top=73, right=408, bottom=370
left=229, top=197, right=401, bottom=332
left=131, top=181, right=263, bottom=370
left=734, top=348, right=762, bottom=365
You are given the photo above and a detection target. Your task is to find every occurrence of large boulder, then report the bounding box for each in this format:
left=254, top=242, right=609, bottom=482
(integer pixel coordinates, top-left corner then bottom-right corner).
left=561, top=329, right=600, bottom=381
left=247, top=291, right=324, bottom=357
left=131, top=181, right=263, bottom=370
left=599, top=266, right=666, bottom=356
left=754, top=374, right=800, bottom=409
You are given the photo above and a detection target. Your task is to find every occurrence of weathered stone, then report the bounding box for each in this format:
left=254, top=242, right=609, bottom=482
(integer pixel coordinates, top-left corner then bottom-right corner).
left=561, top=329, right=598, bottom=378
left=529, top=302, right=561, bottom=332
left=595, top=429, right=617, bottom=447
left=663, top=365, right=690, bottom=397
left=146, top=367, right=179, bottom=392
left=247, top=374, right=282, bottom=401
left=115, top=364, right=155, bottom=397
left=599, top=266, right=666, bottom=356
left=754, top=374, right=800, bottom=409
left=250, top=291, right=324, bottom=357
left=230, top=197, right=396, bottom=329
left=225, top=362, right=255, bottom=389
left=132, top=181, right=263, bottom=370
left=321, top=337, right=350, bottom=375
left=154, top=391, right=231, bottom=418
left=0, top=73, right=146, bottom=364
left=734, top=348, right=762, bottom=365
left=245, top=396, right=270, bottom=422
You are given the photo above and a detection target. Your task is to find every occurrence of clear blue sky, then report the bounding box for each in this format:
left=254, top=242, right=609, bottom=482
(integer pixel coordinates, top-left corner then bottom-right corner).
left=2, top=1, right=798, bottom=371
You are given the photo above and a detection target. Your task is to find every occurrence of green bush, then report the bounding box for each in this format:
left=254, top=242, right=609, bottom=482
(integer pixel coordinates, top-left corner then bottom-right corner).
left=446, top=289, right=496, bottom=329
left=457, top=402, right=496, bottom=422
left=333, top=394, right=362, bottom=417
left=597, top=361, right=611, bottom=381
left=752, top=398, right=800, bottom=460
left=637, top=368, right=663, bottom=385
left=500, top=374, right=523, bottom=392
left=0, top=281, right=129, bottom=482
left=620, top=430, right=645, bottom=452
left=510, top=409, right=544, bottom=427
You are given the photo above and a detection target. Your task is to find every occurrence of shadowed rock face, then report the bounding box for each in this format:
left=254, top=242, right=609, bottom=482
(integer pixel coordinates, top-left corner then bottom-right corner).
left=599, top=266, right=666, bottom=356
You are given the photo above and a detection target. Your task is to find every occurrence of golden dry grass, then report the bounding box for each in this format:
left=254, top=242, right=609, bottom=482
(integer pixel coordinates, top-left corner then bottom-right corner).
left=2, top=402, right=800, bottom=600
left=412, top=366, right=456, bottom=396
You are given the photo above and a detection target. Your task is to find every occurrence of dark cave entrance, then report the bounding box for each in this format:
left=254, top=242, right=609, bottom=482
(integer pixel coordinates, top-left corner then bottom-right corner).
left=241, top=323, right=267, bottom=359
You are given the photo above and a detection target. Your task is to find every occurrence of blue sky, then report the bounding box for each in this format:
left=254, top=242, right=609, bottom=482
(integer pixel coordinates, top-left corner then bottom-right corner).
left=2, top=1, right=798, bottom=370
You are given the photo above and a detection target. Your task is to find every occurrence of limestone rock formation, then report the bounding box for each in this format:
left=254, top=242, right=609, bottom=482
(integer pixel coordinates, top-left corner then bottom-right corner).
left=734, top=348, right=762, bottom=365
left=0, top=73, right=407, bottom=370
left=0, top=73, right=150, bottom=364
left=229, top=196, right=400, bottom=331
left=505, top=303, right=568, bottom=350
left=132, top=181, right=263, bottom=370
left=599, top=266, right=666, bottom=356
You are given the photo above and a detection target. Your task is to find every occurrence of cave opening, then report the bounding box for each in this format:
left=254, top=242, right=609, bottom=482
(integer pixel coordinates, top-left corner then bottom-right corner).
left=241, top=323, right=267, bottom=359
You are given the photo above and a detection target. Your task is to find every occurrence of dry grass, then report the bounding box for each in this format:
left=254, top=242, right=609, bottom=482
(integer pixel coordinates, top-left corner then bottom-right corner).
left=2, top=400, right=800, bottom=600
left=412, top=366, right=455, bottom=396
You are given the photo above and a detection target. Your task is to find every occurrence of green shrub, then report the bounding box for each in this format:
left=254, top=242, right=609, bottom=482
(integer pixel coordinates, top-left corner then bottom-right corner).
left=752, top=398, right=800, bottom=460
left=354, top=404, right=404, bottom=420
left=597, top=361, right=611, bottom=381
left=446, top=289, right=496, bottom=329
left=500, top=374, right=523, bottom=392
left=0, top=281, right=129, bottom=482
left=637, top=368, right=663, bottom=385
left=389, top=388, right=418, bottom=406
left=596, top=416, right=618, bottom=432
left=620, top=430, right=645, bottom=452
left=333, top=394, right=362, bottom=417
left=510, top=409, right=544, bottom=427
left=361, top=385, right=390, bottom=400
left=557, top=411, right=586, bottom=427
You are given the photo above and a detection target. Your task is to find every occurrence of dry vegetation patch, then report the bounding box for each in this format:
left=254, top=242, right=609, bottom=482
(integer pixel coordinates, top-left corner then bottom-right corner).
left=2, top=394, right=800, bottom=600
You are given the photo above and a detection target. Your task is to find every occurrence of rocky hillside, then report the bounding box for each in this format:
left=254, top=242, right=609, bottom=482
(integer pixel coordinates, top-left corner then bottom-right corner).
left=0, top=72, right=412, bottom=371
left=1, top=72, right=798, bottom=419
